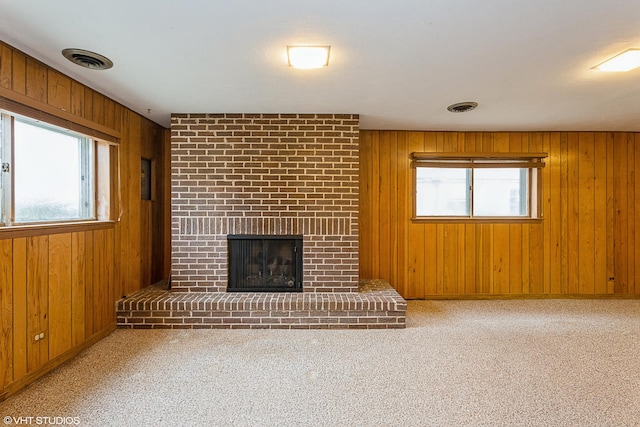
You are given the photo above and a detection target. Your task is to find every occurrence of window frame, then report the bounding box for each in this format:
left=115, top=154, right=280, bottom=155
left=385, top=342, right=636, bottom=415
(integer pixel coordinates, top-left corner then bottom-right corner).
left=0, top=114, right=11, bottom=226
left=10, top=115, right=95, bottom=224
left=0, top=108, right=117, bottom=230
left=411, top=152, right=546, bottom=223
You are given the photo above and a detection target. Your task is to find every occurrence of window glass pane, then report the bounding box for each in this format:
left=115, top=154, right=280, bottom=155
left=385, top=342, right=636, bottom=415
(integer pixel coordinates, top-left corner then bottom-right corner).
left=473, top=168, right=528, bottom=216
left=416, top=168, right=469, bottom=216
left=14, top=119, right=91, bottom=222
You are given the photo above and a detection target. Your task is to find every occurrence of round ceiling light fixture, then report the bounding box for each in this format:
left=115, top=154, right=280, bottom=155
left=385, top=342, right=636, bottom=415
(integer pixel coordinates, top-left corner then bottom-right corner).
left=447, top=101, right=478, bottom=113
left=62, top=48, right=113, bottom=70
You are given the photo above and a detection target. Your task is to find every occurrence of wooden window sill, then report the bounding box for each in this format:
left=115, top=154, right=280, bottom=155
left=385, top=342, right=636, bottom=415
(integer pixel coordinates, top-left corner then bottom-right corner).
left=411, top=217, right=543, bottom=224
left=0, top=220, right=115, bottom=239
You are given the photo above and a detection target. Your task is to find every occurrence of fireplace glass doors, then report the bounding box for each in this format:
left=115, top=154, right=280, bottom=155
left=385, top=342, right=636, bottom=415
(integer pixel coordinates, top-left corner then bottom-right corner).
left=227, top=235, right=303, bottom=292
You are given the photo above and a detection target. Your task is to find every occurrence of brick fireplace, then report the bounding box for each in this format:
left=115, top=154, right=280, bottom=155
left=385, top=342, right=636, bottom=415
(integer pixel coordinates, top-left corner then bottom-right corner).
left=170, top=113, right=359, bottom=293
left=117, top=113, right=406, bottom=329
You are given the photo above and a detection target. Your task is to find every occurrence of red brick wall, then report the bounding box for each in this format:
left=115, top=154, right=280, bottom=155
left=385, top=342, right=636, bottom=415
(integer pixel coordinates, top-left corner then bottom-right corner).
left=170, top=113, right=359, bottom=293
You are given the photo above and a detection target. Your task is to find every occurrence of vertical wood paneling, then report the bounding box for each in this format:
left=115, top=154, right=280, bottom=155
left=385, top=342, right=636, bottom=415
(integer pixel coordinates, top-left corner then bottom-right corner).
left=48, top=233, right=72, bottom=359
left=127, top=112, right=142, bottom=296
left=0, top=44, right=12, bottom=89
left=104, top=99, right=116, bottom=129
left=83, top=88, right=93, bottom=121
left=559, top=133, right=569, bottom=294
left=70, top=81, right=84, bottom=117
left=12, top=238, right=27, bottom=381
left=106, top=227, right=116, bottom=328
left=11, top=51, right=26, bottom=95
left=84, top=231, right=94, bottom=338
left=389, top=132, right=400, bottom=290
left=370, top=132, right=381, bottom=277
left=361, top=130, right=640, bottom=298
left=396, top=132, right=409, bottom=296
left=567, top=133, right=580, bottom=294
left=71, top=232, right=86, bottom=346
left=594, top=133, right=608, bottom=294
left=627, top=134, right=636, bottom=294
left=114, top=104, right=124, bottom=131
left=359, top=131, right=373, bottom=278
left=93, top=229, right=107, bottom=334
left=464, top=223, right=477, bottom=294
left=92, top=92, right=105, bottom=126
left=539, top=133, right=549, bottom=294
left=578, top=133, right=595, bottom=294
left=378, top=131, right=392, bottom=282
left=548, top=133, right=561, bottom=294
left=25, top=58, right=47, bottom=103
left=26, top=235, right=48, bottom=372
left=606, top=133, right=615, bottom=293
left=46, top=70, right=71, bottom=112
left=0, top=240, right=13, bottom=387
left=140, top=202, right=152, bottom=288
left=613, top=133, right=628, bottom=293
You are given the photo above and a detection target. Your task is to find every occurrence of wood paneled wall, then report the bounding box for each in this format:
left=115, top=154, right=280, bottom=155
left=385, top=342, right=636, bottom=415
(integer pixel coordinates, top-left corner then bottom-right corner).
left=0, top=41, right=168, bottom=398
left=360, top=130, right=640, bottom=299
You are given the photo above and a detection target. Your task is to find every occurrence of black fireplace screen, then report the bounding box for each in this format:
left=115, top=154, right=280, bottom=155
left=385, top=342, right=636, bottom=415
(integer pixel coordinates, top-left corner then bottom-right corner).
left=227, top=235, right=303, bottom=292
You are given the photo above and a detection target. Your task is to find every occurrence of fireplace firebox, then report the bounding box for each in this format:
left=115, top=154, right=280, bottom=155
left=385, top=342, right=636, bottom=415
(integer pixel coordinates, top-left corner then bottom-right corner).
left=227, top=235, right=303, bottom=292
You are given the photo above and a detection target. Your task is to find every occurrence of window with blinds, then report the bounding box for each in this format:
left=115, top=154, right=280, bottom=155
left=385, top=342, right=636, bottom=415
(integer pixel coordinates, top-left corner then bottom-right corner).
left=411, top=152, right=546, bottom=220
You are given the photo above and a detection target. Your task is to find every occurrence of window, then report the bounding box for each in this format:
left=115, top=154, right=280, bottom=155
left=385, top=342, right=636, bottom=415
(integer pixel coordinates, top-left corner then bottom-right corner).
left=412, top=152, right=545, bottom=220
left=0, top=112, right=109, bottom=225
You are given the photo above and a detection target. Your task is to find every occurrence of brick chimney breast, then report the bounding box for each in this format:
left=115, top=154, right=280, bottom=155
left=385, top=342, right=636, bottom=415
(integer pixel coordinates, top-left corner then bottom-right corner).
left=170, top=113, right=360, bottom=293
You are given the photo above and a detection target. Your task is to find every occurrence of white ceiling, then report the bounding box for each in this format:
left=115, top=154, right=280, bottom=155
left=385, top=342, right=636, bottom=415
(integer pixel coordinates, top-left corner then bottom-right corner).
left=1, top=0, right=640, bottom=131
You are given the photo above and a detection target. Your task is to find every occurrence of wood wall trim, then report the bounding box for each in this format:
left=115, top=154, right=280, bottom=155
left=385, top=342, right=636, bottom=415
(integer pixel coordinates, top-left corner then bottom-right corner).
left=0, top=91, right=120, bottom=141
left=411, top=151, right=548, bottom=159
left=0, top=221, right=115, bottom=240
left=411, top=217, right=544, bottom=224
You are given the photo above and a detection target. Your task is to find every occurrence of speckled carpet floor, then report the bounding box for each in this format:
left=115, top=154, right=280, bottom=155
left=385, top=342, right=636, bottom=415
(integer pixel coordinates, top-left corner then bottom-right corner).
left=2, top=299, right=640, bottom=427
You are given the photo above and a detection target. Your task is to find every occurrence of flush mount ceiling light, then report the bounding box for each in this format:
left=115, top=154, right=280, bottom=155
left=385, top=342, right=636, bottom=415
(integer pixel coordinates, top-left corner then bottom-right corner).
left=447, top=101, right=478, bottom=113
left=594, top=49, right=640, bottom=72
left=287, top=46, right=330, bottom=69
left=62, top=48, right=113, bottom=70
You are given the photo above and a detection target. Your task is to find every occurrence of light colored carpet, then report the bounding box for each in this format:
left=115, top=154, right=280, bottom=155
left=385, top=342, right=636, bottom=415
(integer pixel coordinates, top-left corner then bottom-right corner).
left=2, top=299, right=640, bottom=426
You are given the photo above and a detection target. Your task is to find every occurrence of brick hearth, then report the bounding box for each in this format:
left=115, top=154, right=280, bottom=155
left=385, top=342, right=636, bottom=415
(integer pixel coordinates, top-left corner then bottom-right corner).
left=117, top=280, right=406, bottom=329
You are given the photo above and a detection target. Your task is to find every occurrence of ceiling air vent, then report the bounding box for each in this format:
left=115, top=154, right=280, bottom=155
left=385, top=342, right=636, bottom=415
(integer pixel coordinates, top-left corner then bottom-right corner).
left=447, top=102, right=478, bottom=113
left=62, top=48, right=113, bottom=70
